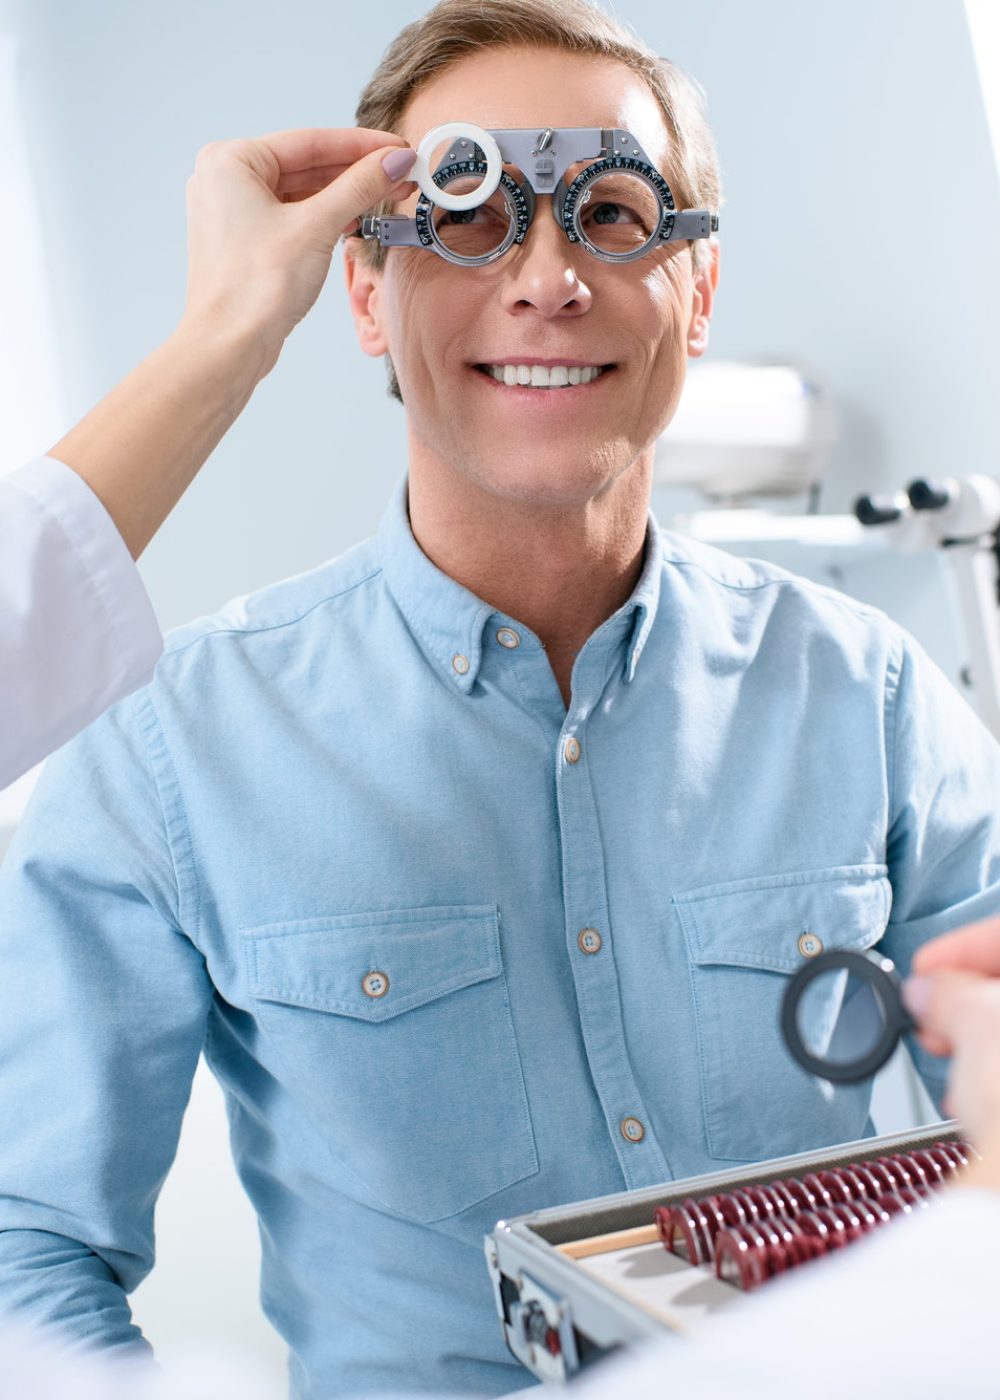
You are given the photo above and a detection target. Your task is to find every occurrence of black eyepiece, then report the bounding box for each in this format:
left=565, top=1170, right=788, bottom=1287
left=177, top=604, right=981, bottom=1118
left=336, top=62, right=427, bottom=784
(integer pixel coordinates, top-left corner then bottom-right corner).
left=854, top=494, right=905, bottom=527
left=907, top=479, right=953, bottom=512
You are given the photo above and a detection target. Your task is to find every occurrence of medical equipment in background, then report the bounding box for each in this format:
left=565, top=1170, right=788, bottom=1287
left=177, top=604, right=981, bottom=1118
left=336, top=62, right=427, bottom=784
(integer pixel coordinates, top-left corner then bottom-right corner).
left=354, top=121, right=718, bottom=267
left=486, top=1122, right=965, bottom=1383
left=655, top=359, right=839, bottom=501
left=655, top=359, right=1000, bottom=743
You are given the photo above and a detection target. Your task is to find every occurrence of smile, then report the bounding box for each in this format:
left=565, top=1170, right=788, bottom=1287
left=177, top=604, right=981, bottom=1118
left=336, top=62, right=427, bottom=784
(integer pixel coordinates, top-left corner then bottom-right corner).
left=472, top=363, right=616, bottom=389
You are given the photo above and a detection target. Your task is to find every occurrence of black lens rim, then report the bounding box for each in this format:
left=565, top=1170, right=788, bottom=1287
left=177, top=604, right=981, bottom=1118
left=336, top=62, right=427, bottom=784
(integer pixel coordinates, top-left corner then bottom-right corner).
left=781, top=948, right=915, bottom=1083
left=415, top=160, right=532, bottom=266
left=560, top=155, right=676, bottom=264
left=415, top=150, right=679, bottom=266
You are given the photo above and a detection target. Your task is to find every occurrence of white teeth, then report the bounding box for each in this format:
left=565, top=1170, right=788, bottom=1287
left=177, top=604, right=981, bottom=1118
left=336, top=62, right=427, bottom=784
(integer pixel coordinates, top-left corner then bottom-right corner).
left=482, top=363, right=605, bottom=388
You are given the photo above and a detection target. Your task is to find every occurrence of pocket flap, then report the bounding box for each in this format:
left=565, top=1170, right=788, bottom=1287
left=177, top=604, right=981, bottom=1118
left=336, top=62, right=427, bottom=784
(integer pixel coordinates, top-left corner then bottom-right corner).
left=674, top=865, right=891, bottom=973
left=242, top=904, right=501, bottom=1022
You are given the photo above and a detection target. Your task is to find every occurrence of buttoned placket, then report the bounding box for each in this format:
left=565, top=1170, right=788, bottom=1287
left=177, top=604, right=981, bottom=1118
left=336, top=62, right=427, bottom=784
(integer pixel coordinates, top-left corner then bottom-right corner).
left=551, top=621, right=672, bottom=1189
left=475, top=602, right=671, bottom=1187
left=380, top=483, right=670, bottom=1186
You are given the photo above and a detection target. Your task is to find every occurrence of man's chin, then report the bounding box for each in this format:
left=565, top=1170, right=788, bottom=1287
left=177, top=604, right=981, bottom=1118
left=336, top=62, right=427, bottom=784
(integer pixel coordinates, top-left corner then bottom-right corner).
left=462, top=451, right=640, bottom=511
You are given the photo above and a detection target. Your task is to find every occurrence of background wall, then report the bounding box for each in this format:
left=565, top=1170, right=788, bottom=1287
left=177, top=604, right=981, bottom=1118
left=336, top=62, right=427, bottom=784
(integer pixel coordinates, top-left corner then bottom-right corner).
left=0, top=0, right=996, bottom=1379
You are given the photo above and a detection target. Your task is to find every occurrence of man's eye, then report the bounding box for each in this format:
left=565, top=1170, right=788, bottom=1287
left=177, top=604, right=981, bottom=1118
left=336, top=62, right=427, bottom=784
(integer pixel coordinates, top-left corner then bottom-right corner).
left=593, top=203, right=630, bottom=225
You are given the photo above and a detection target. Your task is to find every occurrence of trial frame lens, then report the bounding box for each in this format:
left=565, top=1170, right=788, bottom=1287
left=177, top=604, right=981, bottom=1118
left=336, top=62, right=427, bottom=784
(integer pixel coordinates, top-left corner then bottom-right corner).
left=419, top=163, right=528, bottom=267
left=419, top=155, right=671, bottom=266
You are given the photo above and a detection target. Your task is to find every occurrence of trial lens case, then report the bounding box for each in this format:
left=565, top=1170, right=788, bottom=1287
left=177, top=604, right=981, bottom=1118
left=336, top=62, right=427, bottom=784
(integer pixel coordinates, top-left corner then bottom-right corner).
left=485, top=1123, right=960, bottom=1383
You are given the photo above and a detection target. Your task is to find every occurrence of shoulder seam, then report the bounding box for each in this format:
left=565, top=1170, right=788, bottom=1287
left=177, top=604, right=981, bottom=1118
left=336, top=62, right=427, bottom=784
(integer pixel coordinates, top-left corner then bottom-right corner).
left=164, top=564, right=384, bottom=660
left=659, top=551, right=888, bottom=621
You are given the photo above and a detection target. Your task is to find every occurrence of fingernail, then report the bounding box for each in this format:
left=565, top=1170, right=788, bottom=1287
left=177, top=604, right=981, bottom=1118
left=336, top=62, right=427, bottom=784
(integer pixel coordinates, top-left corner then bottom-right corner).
left=382, top=148, right=417, bottom=182
left=902, top=975, right=931, bottom=1017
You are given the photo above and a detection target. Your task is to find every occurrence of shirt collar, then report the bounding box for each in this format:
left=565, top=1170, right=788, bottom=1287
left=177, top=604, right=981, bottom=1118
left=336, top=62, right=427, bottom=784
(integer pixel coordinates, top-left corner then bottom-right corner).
left=377, top=474, right=663, bottom=693
left=624, top=516, right=662, bottom=682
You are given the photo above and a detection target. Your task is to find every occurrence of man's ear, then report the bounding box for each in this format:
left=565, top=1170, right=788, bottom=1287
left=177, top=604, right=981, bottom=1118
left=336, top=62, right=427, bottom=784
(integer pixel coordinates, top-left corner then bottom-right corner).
left=343, top=242, right=389, bottom=358
left=686, top=239, right=720, bottom=359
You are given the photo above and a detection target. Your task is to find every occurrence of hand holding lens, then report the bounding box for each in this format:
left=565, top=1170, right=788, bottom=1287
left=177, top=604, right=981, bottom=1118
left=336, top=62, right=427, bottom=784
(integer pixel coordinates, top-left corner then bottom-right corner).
left=781, top=949, right=917, bottom=1083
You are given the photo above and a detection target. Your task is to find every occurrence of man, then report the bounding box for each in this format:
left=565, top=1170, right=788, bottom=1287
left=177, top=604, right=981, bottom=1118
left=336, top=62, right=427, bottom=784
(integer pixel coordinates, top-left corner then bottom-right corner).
left=2, top=1, right=1000, bottom=1396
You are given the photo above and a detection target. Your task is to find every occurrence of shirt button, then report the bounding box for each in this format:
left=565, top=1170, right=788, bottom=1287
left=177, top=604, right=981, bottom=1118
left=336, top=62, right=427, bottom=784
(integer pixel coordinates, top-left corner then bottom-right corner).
left=620, top=1116, right=645, bottom=1144
left=452, top=654, right=470, bottom=676
left=564, top=736, right=581, bottom=764
left=496, top=627, right=520, bottom=649
left=798, top=932, right=823, bottom=958
left=578, top=927, right=603, bottom=955
left=362, top=970, right=390, bottom=999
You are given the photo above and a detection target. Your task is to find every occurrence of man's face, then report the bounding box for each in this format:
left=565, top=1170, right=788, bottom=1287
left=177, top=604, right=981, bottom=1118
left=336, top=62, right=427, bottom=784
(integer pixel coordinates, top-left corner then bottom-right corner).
left=346, top=45, right=717, bottom=509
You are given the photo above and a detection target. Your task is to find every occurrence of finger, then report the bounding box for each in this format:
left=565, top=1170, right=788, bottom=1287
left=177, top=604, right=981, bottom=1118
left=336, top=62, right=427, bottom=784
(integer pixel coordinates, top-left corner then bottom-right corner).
left=911, top=1026, right=953, bottom=1059
left=281, top=175, right=416, bottom=210
left=912, top=915, right=1000, bottom=977
left=302, top=145, right=418, bottom=239
left=256, top=127, right=408, bottom=176
left=275, top=166, right=349, bottom=196
left=274, top=164, right=415, bottom=198
left=902, top=969, right=985, bottom=1046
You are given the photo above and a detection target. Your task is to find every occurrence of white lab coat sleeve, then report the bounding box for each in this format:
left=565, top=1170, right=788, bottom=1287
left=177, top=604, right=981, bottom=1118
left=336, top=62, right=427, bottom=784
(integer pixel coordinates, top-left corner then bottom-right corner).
left=0, top=456, right=162, bottom=788
left=567, top=1187, right=1000, bottom=1399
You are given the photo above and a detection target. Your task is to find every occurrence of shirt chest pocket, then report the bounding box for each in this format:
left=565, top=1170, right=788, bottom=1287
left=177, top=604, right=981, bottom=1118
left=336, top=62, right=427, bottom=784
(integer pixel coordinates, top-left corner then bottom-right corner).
left=241, top=904, right=538, bottom=1223
left=673, top=865, right=892, bottom=1164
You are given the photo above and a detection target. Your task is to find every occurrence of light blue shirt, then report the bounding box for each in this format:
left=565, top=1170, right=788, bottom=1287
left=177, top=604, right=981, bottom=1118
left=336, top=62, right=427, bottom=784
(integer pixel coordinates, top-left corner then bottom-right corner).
left=2, top=478, right=1000, bottom=1397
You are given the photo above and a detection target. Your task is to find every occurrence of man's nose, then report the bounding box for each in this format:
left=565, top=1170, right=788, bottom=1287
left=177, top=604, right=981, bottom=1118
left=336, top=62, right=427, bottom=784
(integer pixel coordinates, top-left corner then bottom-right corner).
left=497, top=197, right=593, bottom=317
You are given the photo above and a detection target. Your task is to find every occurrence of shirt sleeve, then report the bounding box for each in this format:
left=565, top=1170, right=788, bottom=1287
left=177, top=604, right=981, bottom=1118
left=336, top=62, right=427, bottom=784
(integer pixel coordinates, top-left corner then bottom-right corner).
left=0, top=691, right=212, bottom=1355
left=876, top=628, right=1000, bottom=1099
left=567, top=1187, right=1000, bottom=1400
left=0, top=457, right=162, bottom=789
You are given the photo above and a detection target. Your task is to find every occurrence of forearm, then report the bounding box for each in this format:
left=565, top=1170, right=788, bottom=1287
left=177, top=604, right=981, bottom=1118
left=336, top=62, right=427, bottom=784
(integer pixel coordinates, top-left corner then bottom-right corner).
left=47, top=314, right=271, bottom=560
